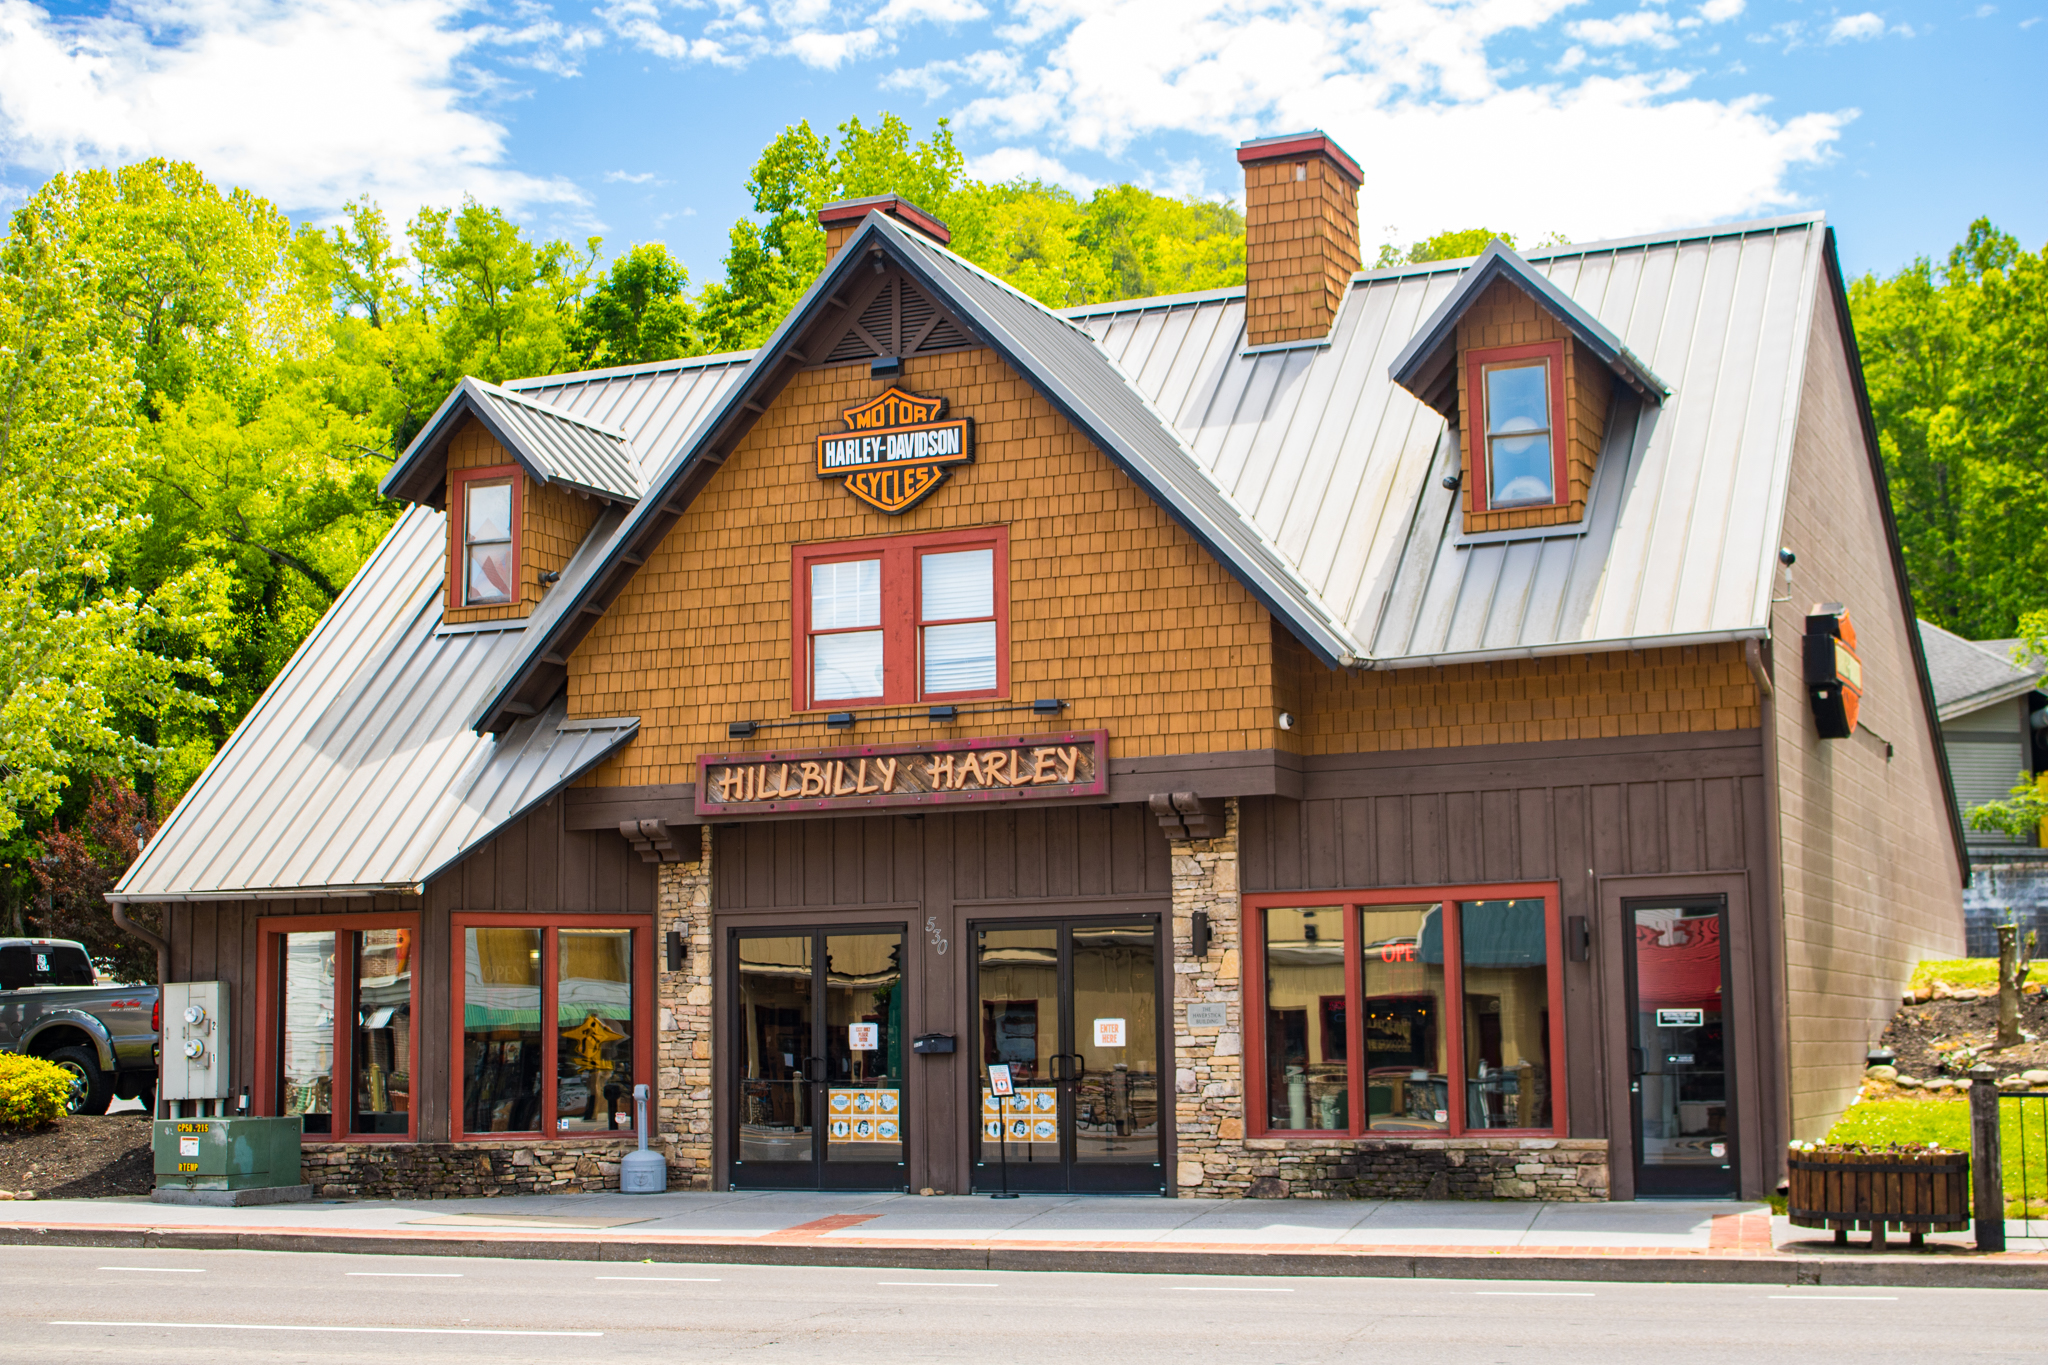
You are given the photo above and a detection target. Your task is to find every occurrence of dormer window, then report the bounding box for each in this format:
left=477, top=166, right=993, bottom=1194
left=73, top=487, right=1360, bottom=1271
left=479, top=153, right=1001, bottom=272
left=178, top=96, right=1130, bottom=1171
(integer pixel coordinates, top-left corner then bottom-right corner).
left=1469, top=341, right=1566, bottom=513
left=449, top=465, right=522, bottom=611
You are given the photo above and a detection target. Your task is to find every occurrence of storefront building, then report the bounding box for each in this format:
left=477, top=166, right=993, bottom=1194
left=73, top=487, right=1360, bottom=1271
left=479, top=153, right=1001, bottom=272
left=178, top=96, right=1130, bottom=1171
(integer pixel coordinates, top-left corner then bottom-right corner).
left=114, top=132, right=1967, bottom=1203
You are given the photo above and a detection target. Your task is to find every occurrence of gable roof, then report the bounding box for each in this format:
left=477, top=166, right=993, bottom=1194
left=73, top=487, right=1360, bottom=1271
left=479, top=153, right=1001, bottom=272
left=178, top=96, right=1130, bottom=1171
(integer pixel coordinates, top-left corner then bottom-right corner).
left=1388, top=239, right=1669, bottom=421
left=1919, top=619, right=2042, bottom=721
left=382, top=375, right=644, bottom=506
left=469, top=211, right=1369, bottom=734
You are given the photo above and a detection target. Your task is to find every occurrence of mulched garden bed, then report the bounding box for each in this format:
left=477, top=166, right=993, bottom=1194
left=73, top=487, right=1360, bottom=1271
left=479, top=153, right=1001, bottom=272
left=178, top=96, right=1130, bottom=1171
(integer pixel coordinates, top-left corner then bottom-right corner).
left=1875, top=987, right=2048, bottom=1083
left=0, top=1113, right=155, bottom=1199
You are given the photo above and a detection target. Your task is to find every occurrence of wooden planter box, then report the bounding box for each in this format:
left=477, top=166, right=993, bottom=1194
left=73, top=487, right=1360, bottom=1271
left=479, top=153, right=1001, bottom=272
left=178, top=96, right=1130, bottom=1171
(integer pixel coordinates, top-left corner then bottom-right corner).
left=1787, top=1150, right=1970, bottom=1248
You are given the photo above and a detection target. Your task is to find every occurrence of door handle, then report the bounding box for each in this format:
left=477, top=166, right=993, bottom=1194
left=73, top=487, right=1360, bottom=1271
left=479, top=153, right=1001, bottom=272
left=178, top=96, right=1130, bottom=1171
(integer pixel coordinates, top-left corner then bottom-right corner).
left=802, top=1055, right=827, bottom=1083
left=1629, top=1047, right=1645, bottom=1078
left=1054, top=1052, right=1086, bottom=1083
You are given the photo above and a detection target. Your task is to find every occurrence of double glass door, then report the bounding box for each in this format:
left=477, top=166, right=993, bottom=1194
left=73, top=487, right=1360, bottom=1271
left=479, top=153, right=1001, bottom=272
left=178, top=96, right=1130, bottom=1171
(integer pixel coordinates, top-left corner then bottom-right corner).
left=731, top=927, right=906, bottom=1190
left=1626, top=899, right=1736, bottom=1197
left=972, top=918, right=1164, bottom=1194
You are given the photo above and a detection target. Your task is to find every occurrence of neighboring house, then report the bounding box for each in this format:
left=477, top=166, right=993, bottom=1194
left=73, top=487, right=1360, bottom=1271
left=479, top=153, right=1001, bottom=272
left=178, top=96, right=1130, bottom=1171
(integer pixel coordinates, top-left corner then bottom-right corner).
left=1919, top=619, right=2048, bottom=954
left=114, top=132, right=1965, bottom=1205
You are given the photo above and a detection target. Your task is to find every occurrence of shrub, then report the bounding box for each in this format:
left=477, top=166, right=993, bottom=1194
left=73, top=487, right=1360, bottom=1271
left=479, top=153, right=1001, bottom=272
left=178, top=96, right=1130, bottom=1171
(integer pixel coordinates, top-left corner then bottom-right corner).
left=0, top=1054, right=74, bottom=1132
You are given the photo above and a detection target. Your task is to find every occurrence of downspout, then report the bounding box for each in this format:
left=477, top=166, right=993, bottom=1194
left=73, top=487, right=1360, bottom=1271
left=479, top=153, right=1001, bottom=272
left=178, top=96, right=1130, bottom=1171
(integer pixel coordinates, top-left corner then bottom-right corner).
left=109, top=900, right=168, bottom=988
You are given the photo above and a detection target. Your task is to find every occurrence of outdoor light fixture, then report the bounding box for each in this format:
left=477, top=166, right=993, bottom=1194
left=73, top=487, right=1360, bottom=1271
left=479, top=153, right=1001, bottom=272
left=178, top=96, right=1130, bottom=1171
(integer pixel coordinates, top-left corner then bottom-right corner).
left=872, top=355, right=902, bottom=378
left=666, top=930, right=686, bottom=971
left=928, top=705, right=958, bottom=722
left=728, top=720, right=758, bottom=739
left=1191, top=911, right=1212, bottom=956
left=826, top=712, right=856, bottom=729
left=1031, top=698, right=1066, bottom=716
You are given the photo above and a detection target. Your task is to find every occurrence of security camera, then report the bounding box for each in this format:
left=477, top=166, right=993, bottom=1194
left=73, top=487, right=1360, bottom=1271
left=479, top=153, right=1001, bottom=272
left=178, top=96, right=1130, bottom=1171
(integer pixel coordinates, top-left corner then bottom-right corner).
left=1778, top=548, right=1796, bottom=567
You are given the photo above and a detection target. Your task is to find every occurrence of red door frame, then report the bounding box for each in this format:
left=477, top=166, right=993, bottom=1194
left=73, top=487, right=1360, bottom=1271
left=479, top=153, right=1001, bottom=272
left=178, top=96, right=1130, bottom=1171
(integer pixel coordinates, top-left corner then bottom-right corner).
left=1243, top=882, right=1566, bottom=1139
left=253, top=911, right=421, bottom=1144
left=448, top=912, right=655, bottom=1142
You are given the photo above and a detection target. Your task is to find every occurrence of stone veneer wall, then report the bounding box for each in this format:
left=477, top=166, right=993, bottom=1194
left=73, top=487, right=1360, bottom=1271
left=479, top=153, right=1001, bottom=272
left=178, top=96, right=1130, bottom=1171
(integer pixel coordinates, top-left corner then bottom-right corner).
left=301, top=1140, right=635, bottom=1198
left=1171, top=799, right=1608, bottom=1202
left=656, top=827, right=716, bottom=1188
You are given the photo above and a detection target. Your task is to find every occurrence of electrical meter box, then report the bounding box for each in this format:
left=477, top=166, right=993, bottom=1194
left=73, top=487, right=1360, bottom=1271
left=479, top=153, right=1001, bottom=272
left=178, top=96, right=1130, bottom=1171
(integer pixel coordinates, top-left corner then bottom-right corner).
left=161, top=981, right=229, bottom=1101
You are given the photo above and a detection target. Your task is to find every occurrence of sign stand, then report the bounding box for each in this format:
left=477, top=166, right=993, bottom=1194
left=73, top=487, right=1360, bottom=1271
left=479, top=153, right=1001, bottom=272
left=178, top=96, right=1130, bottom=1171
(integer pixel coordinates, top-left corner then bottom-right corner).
left=987, top=1063, right=1018, bottom=1200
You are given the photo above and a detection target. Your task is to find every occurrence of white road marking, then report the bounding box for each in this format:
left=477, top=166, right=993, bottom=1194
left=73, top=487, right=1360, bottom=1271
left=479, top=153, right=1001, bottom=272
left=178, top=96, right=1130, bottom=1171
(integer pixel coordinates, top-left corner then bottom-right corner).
left=1475, top=1292, right=1595, bottom=1297
left=98, top=1267, right=205, bottom=1273
left=594, top=1276, right=722, bottom=1282
left=53, top=1321, right=598, bottom=1337
left=1175, top=1287, right=1295, bottom=1292
left=1767, top=1295, right=1898, bottom=1301
left=345, top=1272, right=463, bottom=1277
left=876, top=1282, right=999, bottom=1287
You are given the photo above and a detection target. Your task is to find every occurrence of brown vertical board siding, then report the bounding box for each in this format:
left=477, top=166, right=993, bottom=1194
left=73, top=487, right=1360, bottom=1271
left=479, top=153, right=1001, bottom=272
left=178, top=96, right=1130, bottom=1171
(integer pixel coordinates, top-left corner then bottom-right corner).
left=1772, top=277, right=1966, bottom=1142
left=1237, top=729, right=1778, bottom=1193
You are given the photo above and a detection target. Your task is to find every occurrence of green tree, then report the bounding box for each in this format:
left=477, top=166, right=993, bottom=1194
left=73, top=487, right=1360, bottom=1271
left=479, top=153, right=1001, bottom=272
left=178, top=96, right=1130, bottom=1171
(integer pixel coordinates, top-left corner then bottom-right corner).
left=1853, top=220, right=2048, bottom=638
left=576, top=243, right=699, bottom=367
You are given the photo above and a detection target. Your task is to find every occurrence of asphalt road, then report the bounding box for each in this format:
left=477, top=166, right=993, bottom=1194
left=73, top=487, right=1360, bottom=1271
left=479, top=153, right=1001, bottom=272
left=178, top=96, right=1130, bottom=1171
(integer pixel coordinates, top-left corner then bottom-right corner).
left=5, top=1246, right=2043, bottom=1365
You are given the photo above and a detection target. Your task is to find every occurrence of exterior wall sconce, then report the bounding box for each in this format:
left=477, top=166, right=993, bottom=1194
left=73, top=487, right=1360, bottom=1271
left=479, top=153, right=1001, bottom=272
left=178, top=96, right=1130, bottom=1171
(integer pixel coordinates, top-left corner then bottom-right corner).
left=1031, top=698, right=1066, bottom=716
left=1191, top=910, right=1212, bottom=956
left=871, top=355, right=902, bottom=378
left=666, top=930, right=686, bottom=971
left=928, top=705, right=958, bottom=722
left=728, top=721, right=757, bottom=739
left=826, top=712, right=856, bottom=729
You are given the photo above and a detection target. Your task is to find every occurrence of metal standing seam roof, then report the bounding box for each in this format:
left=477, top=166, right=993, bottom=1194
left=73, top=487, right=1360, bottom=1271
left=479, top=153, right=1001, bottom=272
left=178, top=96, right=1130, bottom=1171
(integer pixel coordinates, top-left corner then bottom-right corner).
left=110, top=353, right=756, bottom=902
left=1918, top=619, right=2042, bottom=721
left=381, top=376, right=645, bottom=505
left=1064, top=214, right=1830, bottom=667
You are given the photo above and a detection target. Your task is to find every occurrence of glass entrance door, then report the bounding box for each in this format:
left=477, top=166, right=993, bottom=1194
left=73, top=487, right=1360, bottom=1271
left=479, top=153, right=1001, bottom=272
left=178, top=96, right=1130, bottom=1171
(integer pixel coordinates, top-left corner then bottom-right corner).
left=1626, top=900, right=1736, bottom=1197
left=731, top=927, right=906, bottom=1190
left=971, top=918, right=1163, bottom=1194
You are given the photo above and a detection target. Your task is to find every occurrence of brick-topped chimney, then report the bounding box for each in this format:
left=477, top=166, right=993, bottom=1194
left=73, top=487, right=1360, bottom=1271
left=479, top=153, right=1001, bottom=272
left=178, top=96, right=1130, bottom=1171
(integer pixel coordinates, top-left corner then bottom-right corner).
left=818, top=194, right=952, bottom=263
left=1236, top=131, right=1363, bottom=348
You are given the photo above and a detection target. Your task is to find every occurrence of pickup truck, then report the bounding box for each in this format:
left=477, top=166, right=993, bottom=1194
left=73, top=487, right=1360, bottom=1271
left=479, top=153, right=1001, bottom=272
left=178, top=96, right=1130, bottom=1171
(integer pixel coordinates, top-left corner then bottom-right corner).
left=0, top=937, right=159, bottom=1114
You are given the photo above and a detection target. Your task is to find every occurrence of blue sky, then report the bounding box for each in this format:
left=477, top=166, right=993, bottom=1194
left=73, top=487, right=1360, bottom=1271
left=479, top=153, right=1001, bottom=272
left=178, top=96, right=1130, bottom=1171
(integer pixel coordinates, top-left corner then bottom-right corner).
left=0, top=1, right=2039, bottom=283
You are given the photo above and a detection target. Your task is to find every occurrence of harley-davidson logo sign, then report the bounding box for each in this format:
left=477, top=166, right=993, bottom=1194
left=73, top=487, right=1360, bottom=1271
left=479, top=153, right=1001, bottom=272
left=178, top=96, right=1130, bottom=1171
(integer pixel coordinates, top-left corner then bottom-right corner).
left=815, top=386, right=973, bottom=514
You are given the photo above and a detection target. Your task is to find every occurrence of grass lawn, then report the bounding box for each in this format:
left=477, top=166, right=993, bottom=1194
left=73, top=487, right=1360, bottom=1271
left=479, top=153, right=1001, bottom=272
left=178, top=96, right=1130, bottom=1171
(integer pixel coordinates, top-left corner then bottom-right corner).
left=1909, top=958, right=2002, bottom=991
left=1826, top=1098, right=2048, bottom=1217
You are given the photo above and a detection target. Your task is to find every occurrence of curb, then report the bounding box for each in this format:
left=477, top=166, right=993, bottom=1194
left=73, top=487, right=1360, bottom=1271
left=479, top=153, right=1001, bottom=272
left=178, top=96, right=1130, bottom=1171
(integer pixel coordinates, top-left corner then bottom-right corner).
left=1, top=1224, right=2043, bottom=1289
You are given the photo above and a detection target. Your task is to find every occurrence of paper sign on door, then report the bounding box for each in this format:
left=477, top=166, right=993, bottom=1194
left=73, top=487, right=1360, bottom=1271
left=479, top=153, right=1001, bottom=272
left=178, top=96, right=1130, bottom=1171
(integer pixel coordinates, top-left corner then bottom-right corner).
left=1093, top=1017, right=1126, bottom=1048
left=848, top=1023, right=879, bottom=1051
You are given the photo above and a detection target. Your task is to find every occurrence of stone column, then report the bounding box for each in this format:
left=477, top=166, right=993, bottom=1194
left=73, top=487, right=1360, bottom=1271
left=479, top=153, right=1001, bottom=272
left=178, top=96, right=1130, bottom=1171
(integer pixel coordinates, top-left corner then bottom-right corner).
left=655, top=826, right=715, bottom=1187
left=1170, top=797, right=1248, bottom=1197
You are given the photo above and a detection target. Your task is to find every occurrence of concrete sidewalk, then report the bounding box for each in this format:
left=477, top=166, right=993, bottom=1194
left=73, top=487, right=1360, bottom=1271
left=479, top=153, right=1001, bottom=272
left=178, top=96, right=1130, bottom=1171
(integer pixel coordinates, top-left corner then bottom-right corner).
left=1, top=1190, right=2042, bottom=1288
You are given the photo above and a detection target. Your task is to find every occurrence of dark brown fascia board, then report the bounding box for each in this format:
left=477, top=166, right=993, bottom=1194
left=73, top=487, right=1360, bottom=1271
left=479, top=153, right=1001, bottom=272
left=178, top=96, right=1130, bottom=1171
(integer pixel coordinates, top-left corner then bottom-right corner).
left=1822, top=228, right=1970, bottom=887
left=477, top=211, right=1359, bottom=733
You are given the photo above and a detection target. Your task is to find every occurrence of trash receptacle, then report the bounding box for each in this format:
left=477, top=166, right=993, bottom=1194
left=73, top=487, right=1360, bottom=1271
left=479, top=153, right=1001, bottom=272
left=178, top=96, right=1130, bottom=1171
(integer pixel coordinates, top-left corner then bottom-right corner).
left=152, top=1116, right=310, bottom=1206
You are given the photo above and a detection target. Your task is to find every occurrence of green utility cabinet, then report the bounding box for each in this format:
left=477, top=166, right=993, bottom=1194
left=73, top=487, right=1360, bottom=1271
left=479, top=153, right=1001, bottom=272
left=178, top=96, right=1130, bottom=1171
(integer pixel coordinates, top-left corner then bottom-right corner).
left=151, top=1116, right=310, bottom=1205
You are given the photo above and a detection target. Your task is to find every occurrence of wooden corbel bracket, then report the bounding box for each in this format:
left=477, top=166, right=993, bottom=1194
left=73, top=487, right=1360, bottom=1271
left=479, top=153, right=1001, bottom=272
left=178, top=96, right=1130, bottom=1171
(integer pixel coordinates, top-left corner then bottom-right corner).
left=1148, top=791, right=1226, bottom=842
left=619, top=818, right=685, bottom=864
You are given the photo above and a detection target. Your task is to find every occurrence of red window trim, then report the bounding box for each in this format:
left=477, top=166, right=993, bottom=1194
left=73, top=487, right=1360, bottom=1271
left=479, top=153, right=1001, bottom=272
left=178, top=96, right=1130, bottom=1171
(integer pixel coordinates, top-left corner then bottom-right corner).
left=448, top=912, right=656, bottom=1143
left=1465, top=341, right=1568, bottom=514
left=1243, top=883, right=1567, bottom=1140
left=254, top=911, right=421, bottom=1145
left=791, top=526, right=1010, bottom=712
left=447, top=464, right=523, bottom=611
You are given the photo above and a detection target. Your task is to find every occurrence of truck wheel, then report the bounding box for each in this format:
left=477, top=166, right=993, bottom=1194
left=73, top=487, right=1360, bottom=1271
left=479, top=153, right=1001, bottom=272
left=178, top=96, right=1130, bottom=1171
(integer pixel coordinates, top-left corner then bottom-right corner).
left=49, top=1046, right=113, bottom=1115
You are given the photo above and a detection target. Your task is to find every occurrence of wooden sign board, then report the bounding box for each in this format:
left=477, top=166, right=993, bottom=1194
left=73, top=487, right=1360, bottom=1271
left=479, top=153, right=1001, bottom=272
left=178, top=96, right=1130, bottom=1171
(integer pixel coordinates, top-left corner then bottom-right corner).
left=814, top=386, right=973, bottom=514
left=697, top=731, right=1108, bottom=817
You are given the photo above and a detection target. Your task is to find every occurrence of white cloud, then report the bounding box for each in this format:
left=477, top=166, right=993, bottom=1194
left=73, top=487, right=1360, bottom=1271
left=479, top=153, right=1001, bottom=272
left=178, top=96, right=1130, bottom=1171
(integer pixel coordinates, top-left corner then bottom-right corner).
left=1571, top=8, right=1679, bottom=47
left=0, top=0, right=585, bottom=214
left=943, top=1, right=1850, bottom=242
left=1827, top=11, right=1886, bottom=41
left=1698, top=0, right=1744, bottom=20
left=605, top=169, right=659, bottom=183
left=873, top=0, right=989, bottom=26
left=965, top=144, right=1099, bottom=191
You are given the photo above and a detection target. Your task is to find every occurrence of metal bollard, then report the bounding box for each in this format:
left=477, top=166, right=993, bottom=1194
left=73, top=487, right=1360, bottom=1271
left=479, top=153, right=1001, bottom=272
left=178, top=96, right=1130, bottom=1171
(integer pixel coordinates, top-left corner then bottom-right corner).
left=1969, top=1063, right=2003, bottom=1252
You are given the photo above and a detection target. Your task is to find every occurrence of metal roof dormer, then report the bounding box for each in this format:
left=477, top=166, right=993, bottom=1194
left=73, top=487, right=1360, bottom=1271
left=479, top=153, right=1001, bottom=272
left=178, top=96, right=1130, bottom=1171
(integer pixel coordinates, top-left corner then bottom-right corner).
left=380, top=375, right=645, bottom=509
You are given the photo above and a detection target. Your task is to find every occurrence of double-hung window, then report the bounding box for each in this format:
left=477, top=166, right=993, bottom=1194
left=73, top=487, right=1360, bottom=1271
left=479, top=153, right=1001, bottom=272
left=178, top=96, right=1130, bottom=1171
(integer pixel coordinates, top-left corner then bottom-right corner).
left=1467, top=341, right=1566, bottom=512
left=257, top=912, right=420, bottom=1141
left=1247, top=885, right=1565, bottom=1137
left=451, top=913, right=652, bottom=1139
left=793, top=528, right=1008, bottom=710
left=450, top=466, right=520, bottom=608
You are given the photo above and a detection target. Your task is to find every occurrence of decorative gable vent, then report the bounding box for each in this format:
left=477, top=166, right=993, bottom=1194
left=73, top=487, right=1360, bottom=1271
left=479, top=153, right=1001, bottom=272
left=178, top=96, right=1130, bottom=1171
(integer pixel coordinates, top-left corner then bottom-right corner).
left=820, top=276, right=972, bottom=365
